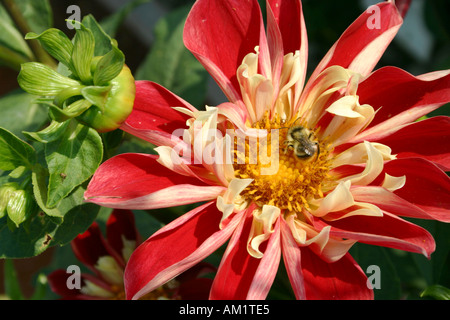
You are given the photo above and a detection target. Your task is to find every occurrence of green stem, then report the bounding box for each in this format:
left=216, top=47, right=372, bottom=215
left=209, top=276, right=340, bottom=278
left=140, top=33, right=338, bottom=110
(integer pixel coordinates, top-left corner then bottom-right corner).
left=0, top=45, right=31, bottom=71
left=1, top=0, right=57, bottom=69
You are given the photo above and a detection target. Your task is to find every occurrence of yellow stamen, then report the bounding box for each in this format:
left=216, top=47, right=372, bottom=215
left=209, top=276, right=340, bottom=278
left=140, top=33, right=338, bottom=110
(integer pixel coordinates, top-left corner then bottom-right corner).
left=234, top=114, right=332, bottom=216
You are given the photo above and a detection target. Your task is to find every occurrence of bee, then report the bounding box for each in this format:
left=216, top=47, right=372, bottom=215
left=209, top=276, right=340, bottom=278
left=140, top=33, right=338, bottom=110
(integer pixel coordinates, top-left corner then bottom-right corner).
left=284, top=125, right=319, bottom=160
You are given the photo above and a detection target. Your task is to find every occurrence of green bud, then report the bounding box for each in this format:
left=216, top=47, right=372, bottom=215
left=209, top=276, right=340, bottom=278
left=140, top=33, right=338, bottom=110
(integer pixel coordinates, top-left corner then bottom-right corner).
left=77, top=65, right=135, bottom=133
left=0, top=183, right=34, bottom=227
left=0, top=183, right=18, bottom=219
left=18, top=19, right=135, bottom=134
left=7, top=188, right=33, bottom=227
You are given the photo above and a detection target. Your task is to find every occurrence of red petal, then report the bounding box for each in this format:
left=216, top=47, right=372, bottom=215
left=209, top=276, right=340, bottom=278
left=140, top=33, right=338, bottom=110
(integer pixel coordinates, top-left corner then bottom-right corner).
left=309, top=2, right=402, bottom=80
left=352, top=186, right=449, bottom=222
left=209, top=210, right=280, bottom=300
left=47, top=270, right=112, bottom=300
left=383, top=158, right=450, bottom=221
left=266, top=0, right=308, bottom=98
left=84, top=153, right=219, bottom=209
left=322, top=212, right=435, bottom=257
left=395, top=0, right=412, bottom=18
left=267, top=0, right=305, bottom=57
left=210, top=212, right=257, bottom=300
left=373, top=116, right=450, bottom=171
left=106, top=209, right=140, bottom=258
left=71, top=222, right=114, bottom=272
left=124, top=201, right=239, bottom=300
left=183, top=0, right=266, bottom=102
left=354, top=67, right=450, bottom=142
left=301, top=247, right=373, bottom=300
left=121, top=81, right=192, bottom=140
left=47, top=269, right=81, bottom=298
left=280, top=217, right=306, bottom=299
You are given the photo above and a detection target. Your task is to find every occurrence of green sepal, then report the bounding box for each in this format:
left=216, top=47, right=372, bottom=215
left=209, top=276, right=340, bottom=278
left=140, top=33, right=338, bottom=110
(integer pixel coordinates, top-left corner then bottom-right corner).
left=71, top=22, right=95, bottom=83
left=18, top=62, right=80, bottom=96
left=81, top=85, right=112, bottom=112
left=48, top=99, right=92, bottom=122
left=93, top=44, right=125, bottom=86
left=25, top=29, right=74, bottom=68
left=23, top=120, right=70, bottom=144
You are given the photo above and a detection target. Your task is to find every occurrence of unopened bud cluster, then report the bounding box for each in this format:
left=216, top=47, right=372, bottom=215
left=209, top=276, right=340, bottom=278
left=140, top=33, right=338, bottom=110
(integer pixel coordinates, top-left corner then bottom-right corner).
left=18, top=21, right=135, bottom=139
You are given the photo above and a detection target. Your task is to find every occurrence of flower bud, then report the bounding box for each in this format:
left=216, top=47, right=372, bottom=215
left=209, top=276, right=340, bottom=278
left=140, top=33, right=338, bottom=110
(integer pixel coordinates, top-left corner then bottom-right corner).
left=0, top=183, right=35, bottom=227
left=76, top=65, right=135, bottom=133
left=18, top=20, right=135, bottom=135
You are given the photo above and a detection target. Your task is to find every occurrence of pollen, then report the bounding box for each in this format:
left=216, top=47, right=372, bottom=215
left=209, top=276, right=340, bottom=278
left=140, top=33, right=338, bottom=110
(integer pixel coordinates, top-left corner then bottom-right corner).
left=234, top=114, right=332, bottom=214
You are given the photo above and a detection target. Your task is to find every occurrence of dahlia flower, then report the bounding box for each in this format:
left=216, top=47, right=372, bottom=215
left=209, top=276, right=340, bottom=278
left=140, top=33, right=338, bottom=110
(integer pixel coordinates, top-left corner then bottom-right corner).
left=47, top=209, right=215, bottom=300
left=85, top=0, right=450, bottom=299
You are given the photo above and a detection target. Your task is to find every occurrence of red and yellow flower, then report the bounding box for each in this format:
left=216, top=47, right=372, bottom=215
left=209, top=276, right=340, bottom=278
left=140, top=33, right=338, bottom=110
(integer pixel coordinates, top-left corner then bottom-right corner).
left=85, top=0, right=450, bottom=299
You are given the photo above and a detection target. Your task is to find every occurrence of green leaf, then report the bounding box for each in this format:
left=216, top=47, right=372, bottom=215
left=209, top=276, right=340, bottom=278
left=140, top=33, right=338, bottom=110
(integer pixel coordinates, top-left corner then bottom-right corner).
left=3, top=259, right=24, bottom=300
left=135, top=4, right=208, bottom=107
left=31, top=164, right=64, bottom=218
left=72, top=24, right=95, bottom=83
left=100, top=0, right=150, bottom=37
left=0, top=184, right=99, bottom=258
left=0, top=89, right=48, bottom=139
left=0, top=5, right=33, bottom=61
left=421, top=285, right=450, bottom=300
left=13, top=0, right=52, bottom=34
left=0, top=127, right=36, bottom=171
left=18, top=62, right=81, bottom=96
left=410, top=219, right=450, bottom=286
left=44, top=121, right=103, bottom=208
left=26, top=28, right=73, bottom=68
left=93, top=45, right=125, bottom=86
left=8, top=166, right=27, bottom=179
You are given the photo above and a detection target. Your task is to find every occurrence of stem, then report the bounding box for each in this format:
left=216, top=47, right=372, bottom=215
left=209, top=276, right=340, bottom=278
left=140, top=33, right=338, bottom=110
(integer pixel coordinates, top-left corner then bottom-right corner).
left=0, top=45, right=31, bottom=71
left=1, top=0, right=57, bottom=69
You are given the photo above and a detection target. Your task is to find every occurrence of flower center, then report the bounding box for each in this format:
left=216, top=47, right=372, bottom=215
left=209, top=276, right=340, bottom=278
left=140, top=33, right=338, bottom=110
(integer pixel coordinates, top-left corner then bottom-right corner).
left=234, top=115, right=332, bottom=213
